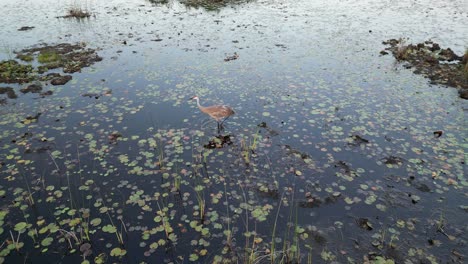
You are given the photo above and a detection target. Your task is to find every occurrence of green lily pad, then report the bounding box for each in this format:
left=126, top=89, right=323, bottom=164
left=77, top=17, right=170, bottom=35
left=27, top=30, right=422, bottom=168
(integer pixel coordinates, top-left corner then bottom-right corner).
left=110, top=247, right=126, bottom=257
left=41, top=237, right=53, bottom=247
left=14, top=222, right=27, bottom=232
left=102, top=225, right=117, bottom=233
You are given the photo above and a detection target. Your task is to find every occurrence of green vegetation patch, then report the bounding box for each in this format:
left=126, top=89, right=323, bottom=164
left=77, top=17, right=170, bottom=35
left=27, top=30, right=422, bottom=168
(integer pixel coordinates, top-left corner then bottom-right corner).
left=16, top=54, right=34, bottom=62
left=37, top=51, right=62, bottom=64
left=0, top=60, right=35, bottom=83
left=19, top=43, right=102, bottom=74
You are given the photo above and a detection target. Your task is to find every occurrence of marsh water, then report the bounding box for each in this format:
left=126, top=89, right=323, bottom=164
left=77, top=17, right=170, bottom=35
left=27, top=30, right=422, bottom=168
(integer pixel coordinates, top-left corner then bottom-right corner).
left=0, top=0, right=467, bottom=263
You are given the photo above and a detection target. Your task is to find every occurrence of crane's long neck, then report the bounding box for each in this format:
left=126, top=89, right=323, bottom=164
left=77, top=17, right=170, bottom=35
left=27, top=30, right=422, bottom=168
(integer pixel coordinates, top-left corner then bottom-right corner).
left=195, top=97, right=203, bottom=109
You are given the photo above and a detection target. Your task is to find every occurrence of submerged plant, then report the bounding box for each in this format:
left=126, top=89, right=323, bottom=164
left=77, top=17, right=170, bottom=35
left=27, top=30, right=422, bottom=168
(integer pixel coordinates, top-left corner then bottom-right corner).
left=173, top=175, right=181, bottom=192
left=270, top=192, right=284, bottom=263
left=58, top=229, right=81, bottom=248
left=240, top=129, right=260, bottom=166
left=9, top=230, right=24, bottom=252
left=155, top=201, right=176, bottom=243
left=18, top=168, right=35, bottom=205
left=194, top=185, right=206, bottom=221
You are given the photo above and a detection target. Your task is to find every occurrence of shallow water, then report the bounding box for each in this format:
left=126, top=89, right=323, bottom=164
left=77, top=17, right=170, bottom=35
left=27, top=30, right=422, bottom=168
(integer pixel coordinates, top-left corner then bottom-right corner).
left=1, top=0, right=467, bottom=263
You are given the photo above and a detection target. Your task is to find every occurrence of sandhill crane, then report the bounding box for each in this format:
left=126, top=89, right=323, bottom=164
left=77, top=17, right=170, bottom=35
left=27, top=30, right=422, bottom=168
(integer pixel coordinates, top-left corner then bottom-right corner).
left=190, top=96, right=235, bottom=133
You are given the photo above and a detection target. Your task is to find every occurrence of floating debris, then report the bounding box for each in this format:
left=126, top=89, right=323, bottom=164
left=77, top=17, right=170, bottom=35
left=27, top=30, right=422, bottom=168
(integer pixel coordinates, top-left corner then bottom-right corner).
left=224, top=52, right=239, bottom=62
left=0, top=87, right=18, bottom=99
left=17, top=26, right=35, bottom=31
left=348, top=134, right=370, bottom=146
left=108, top=132, right=123, bottom=143
left=382, top=155, right=404, bottom=165
left=51, top=75, right=72, bottom=85
left=20, top=112, right=41, bottom=124
left=203, top=134, right=232, bottom=149
left=433, top=130, right=443, bottom=138
left=356, top=218, right=373, bottom=230
left=20, top=83, right=42, bottom=93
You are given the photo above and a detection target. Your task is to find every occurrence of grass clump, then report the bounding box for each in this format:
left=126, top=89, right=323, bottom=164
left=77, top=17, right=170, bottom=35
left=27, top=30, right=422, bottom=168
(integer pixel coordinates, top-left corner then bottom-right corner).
left=63, top=2, right=91, bottom=19
left=38, top=51, right=61, bottom=64
left=16, top=53, right=34, bottom=62
left=67, top=8, right=91, bottom=18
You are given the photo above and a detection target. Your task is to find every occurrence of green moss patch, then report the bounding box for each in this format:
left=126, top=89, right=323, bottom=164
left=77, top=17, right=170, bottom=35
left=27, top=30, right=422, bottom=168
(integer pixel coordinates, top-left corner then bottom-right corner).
left=37, top=51, right=62, bottom=64
left=19, top=43, right=102, bottom=74
left=16, top=54, right=34, bottom=62
left=0, top=60, right=35, bottom=83
left=1, top=43, right=102, bottom=86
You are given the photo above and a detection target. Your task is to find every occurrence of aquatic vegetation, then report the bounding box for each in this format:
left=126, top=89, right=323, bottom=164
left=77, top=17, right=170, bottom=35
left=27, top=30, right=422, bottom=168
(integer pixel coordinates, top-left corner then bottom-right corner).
left=0, top=43, right=102, bottom=104
left=37, top=51, right=61, bottom=64
left=16, top=54, right=33, bottom=62
left=383, top=39, right=468, bottom=99
left=18, top=168, right=35, bottom=205
left=68, top=9, right=91, bottom=18
left=0, top=60, right=35, bottom=83
left=0, top=0, right=466, bottom=263
left=59, top=0, right=94, bottom=19
left=19, top=43, right=102, bottom=73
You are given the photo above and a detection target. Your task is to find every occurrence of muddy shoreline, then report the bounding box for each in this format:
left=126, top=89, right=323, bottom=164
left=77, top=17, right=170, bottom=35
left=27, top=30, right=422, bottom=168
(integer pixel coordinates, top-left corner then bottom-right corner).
left=382, top=39, right=468, bottom=99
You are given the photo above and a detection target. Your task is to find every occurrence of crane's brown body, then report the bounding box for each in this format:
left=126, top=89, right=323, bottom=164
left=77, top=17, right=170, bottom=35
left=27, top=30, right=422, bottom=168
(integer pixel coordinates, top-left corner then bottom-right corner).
left=191, top=96, right=235, bottom=132
left=199, top=104, right=235, bottom=122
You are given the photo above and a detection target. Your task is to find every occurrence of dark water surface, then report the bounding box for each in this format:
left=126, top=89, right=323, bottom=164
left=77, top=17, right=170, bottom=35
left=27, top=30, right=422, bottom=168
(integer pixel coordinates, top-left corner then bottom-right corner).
left=0, top=0, right=467, bottom=263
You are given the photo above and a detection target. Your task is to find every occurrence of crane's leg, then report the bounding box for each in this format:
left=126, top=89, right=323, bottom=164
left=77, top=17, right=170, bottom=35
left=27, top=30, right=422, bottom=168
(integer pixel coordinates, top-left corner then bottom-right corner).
left=219, top=117, right=231, bottom=129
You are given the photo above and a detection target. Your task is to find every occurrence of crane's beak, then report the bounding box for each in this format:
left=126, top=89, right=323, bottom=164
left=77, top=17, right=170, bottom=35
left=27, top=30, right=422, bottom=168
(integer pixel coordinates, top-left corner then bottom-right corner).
left=188, top=96, right=196, bottom=101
